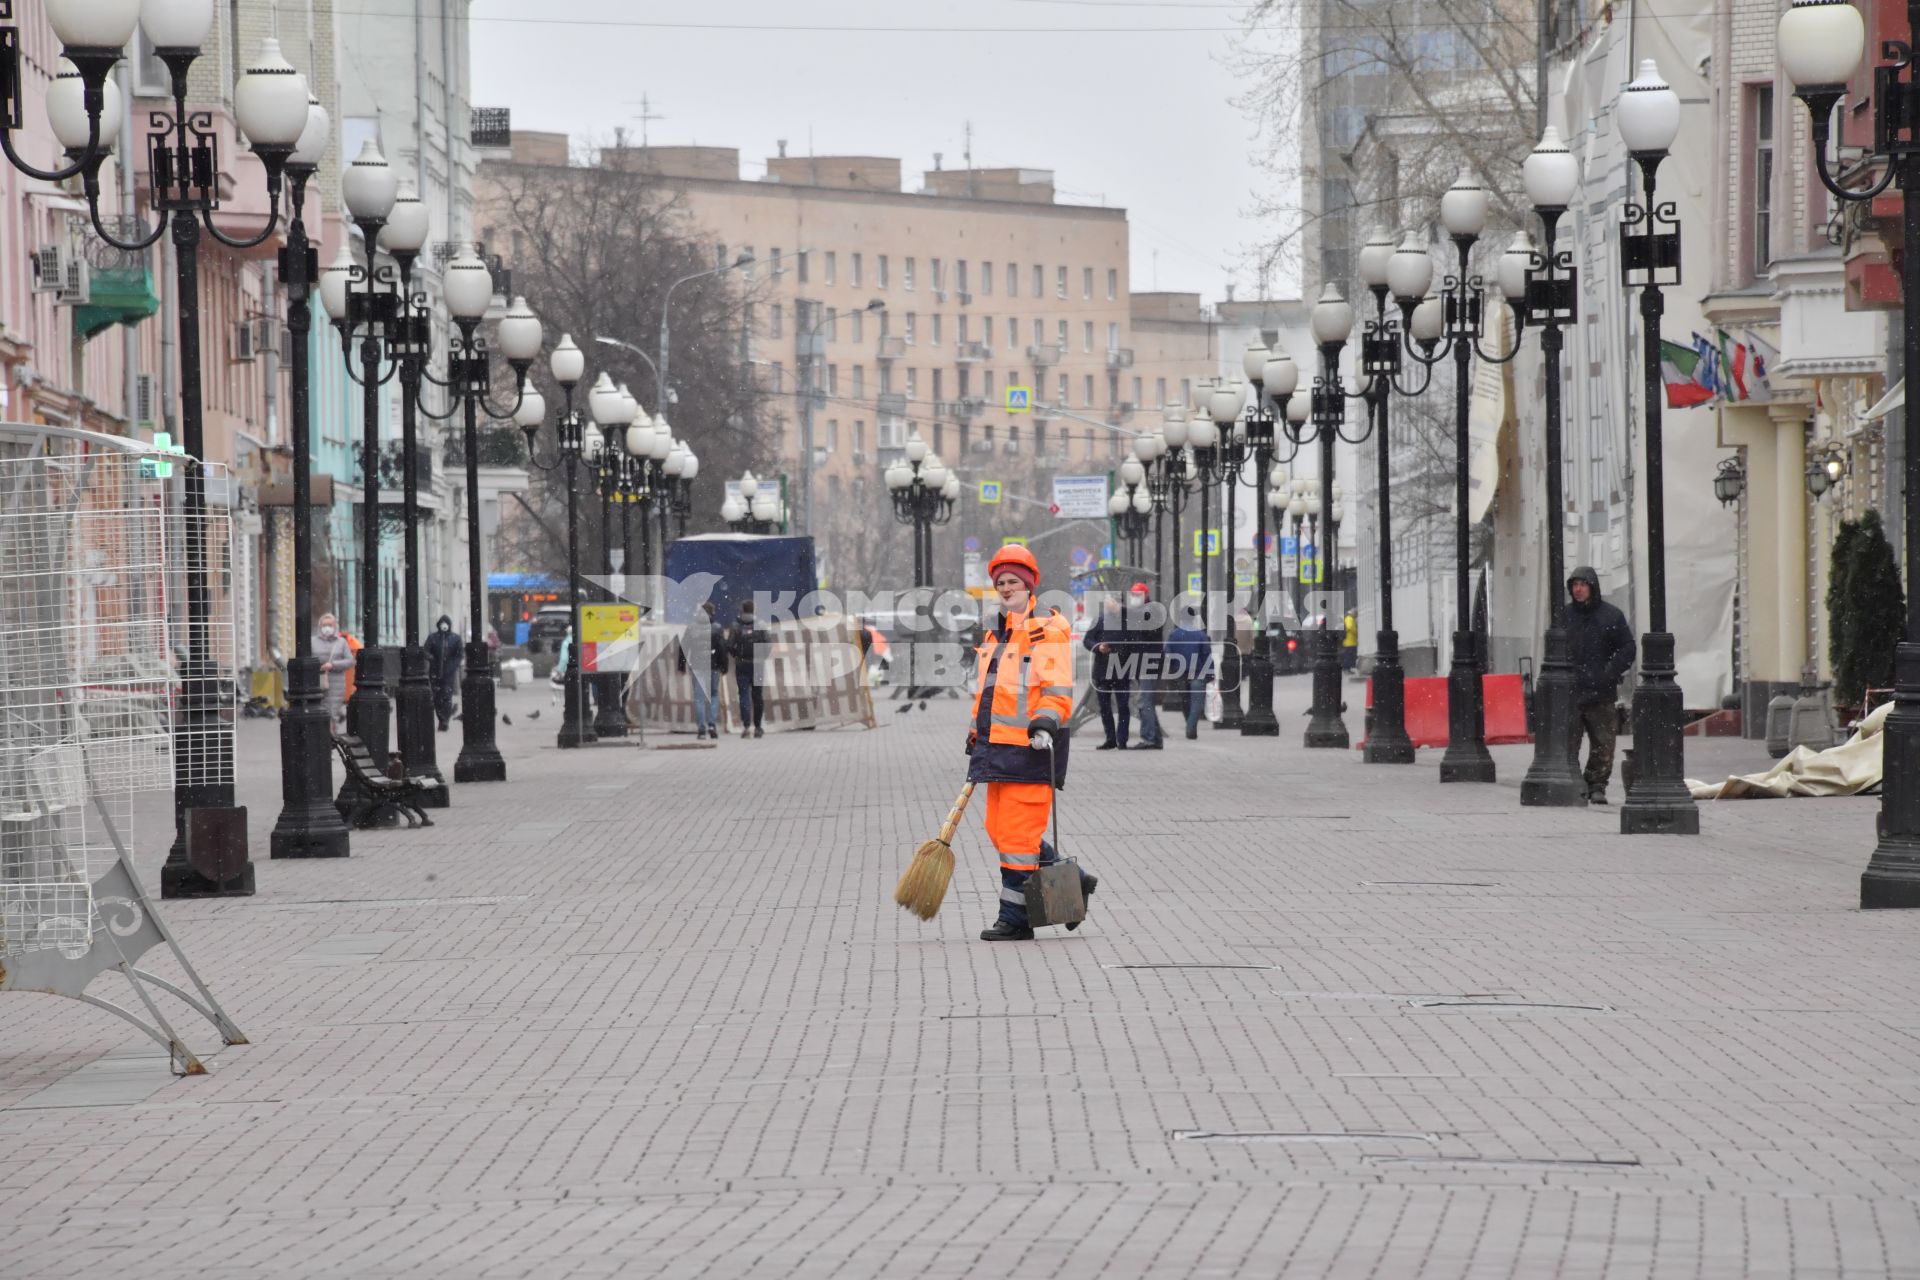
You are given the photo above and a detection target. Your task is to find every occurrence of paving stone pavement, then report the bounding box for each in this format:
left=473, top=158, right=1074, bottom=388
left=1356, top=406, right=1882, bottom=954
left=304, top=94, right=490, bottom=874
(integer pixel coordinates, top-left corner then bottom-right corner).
left=2, top=676, right=1917, bottom=1279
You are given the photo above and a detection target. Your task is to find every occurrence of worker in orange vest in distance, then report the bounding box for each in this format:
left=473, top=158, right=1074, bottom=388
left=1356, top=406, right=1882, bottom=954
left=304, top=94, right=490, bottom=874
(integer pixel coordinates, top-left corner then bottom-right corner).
left=964, top=545, right=1098, bottom=941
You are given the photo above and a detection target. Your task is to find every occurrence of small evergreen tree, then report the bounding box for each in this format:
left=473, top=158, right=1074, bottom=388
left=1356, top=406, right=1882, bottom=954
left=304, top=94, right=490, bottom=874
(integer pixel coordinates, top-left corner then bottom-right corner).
left=1827, top=514, right=1863, bottom=681
left=1833, top=509, right=1905, bottom=706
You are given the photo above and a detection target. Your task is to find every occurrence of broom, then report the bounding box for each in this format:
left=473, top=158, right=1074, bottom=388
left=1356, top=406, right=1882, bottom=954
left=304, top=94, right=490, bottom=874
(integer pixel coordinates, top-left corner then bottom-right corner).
left=894, top=782, right=974, bottom=920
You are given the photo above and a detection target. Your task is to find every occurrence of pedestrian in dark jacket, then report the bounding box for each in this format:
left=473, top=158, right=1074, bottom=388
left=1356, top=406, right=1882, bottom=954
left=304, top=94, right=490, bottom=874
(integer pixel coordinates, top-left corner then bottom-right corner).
left=677, top=601, right=729, bottom=739
left=727, top=601, right=766, bottom=738
left=1164, top=622, right=1215, bottom=739
left=1123, top=583, right=1164, bottom=748
left=424, top=614, right=464, bottom=730
left=1563, top=565, right=1636, bottom=803
left=1082, top=597, right=1134, bottom=749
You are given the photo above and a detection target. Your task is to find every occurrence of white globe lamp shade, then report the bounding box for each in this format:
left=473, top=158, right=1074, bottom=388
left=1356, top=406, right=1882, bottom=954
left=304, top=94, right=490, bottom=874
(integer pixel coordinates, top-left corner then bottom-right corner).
left=1261, top=353, right=1299, bottom=400
left=1269, top=487, right=1288, bottom=511
left=1191, top=377, right=1215, bottom=414
left=1269, top=462, right=1289, bottom=489
left=1357, top=227, right=1396, bottom=290
left=942, top=476, right=960, bottom=500
left=234, top=39, right=310, bottom=148
left=1190, top=416, right=1218, bottom=449
left=1411, top=296, right=1445, bottom=343
left=1108, top=492, right=1129, bottom=517
left=513, top=386, right=546, bottom=430
left=625, top=424, right=656, bottom=458
left=1209, top=380, right=1248, bottom=427
left=381, top=190, right=430, bottom=255
left=905, top=433, right=929, bottom=463
left=1523, top=126, right=1579, bottom=210
left=1163, top=410, right=1190, bottom=448
left=1120, top=457, right=1146, bottom=487
left=664, top=446, right=687, bottom=477
left=49, top=60, right=122, bottom=151
left=924, top=460, right=949, bottom=489
left=1310, top=283, right=1354, bottom=347
left=1285, top=394, right=1309, bottom=426
left=318, top=242, right=355, bottom=322
left=1439, top=169, right=1490, bottom=238
left=50, top=0, right=141, bottom=50
left=292, top=96, right=329, bottom=168
left=1131, top=486, right=1153, bottom=514
left=886, top=461, right=911, bottom=490
left=682, top=453, right=700, bottom=481
left=751, top=494, right=777, bottom=522
left=1618, top=59, right=1682, bottom=155
left=342, top=139, right=398, bottom=221
left=1388, top=234, right=1435, bottom=302
left=139, top=0, right=215, bottom=52
left=1780, top=0, right=1868, bottom=88
left=444, top=249, right=493, bottom=321
left=581, top=423, right=604, bottom=461
left=1288, top=495, right=1306, bottom=519
left=617, top=384, right=641, bottom=426
left=648, top=426, right=672, bottom=460
left=721, top=496, right=744, bottom=522
left=1499, top=233, right=1536, bottom=302
left=1241, top=343, right=1270, bottom=382
left=740, top=471, right=760, bottom=500
left=549, top=334, right=586, bottom=387
left=497, top=296, right=542, bottom=360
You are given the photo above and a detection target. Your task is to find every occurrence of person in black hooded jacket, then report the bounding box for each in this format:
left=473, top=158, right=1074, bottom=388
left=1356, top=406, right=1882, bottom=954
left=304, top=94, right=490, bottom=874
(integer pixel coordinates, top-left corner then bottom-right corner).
left=425, top=614, right=464, bottom=730
left=1562, top=566, right=1636, bottom=803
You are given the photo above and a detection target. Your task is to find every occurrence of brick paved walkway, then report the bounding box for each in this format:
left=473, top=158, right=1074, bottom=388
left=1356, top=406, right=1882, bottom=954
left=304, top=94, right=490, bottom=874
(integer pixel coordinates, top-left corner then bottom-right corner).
left=2, top=677, right=1917, bottom=1278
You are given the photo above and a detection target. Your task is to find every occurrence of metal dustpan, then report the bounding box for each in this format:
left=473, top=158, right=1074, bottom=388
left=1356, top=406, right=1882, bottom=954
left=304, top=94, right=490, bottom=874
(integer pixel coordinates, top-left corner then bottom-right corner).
left=1024, top=858, right=1085, bottom=928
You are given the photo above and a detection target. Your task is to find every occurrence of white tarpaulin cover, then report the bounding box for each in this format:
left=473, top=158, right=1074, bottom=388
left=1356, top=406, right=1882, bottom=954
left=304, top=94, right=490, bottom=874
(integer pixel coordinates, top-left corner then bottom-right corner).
left=1688, top=701, right=1890, bottom=799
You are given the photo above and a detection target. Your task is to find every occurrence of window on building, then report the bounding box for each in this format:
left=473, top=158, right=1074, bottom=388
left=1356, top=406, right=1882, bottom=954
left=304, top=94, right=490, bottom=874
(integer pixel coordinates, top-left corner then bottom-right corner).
left=1082, top=267, right=1093, bottom=299
left=957, top=260, right=969, bottom=295
left=880, top=364, right=893, bottom=394
left=1056, top=374, right=1068, bottom=404
left=771, top=247, right=782, bottom=276
left=740, top=306, right=753, bottom=357
left=825, top=252, right=836, bottom=285
left=931, top=314, right=943, bottom=345
left=931, top=258, right=943, bottom=294
left=798, top=251, right=809, bottom=284
left=852, top=310, right=865, bottom=344
left=1108, top=374, right=1119, bottom=404
left=905, top=257, right=916, bottom=290
left=1034, top=421, right=1047, bottom=457
left=742, top=248, right=755, bottom=281
left=852, top=252, right=863, bottom=286
left=985, top=370, right=996, bottom=401
left=1009, top=317, right=1019, bottom=349
left=958, top=315, right=969, bottom=344
left=1156, top=377, right=1167, bottom=405
left=1131, top=376, right=1142, bottom=405
left=878, top=255, right=889, bottom=288
left=958, top=369, right=971, bottom=399
left=772, top=361, right=784, bottom=392
left=824, top=306, right=838, bottom=340
left=933, top=369, right=944, bottom=404
left=853, top=365, right=864, bottom=399
left=772, top=304, right=784, bottom=338
left=1056, top=266, right=1067, bottom=299
left=906, top=368, right=918, bottom=399
left=828, top=365, right=839, bottom=396
left=940, top=424, right=950, bottom=455
left=827, top=420, right=838, bottom=453
left=1109, top=431, right=1122, bottom=460
left=981, top=261, right=993, bottom=295
left=855, top=420, right=866, bottom=455
left=1107, top=268, right=1118, bottom=301
left=905, top=313, right=917, bottom=344
left=984, top=316, right=994, bottom=347
left=1107, top=322, right=1120, bottom=352
left=716, top=243, right=728, bottom=269
left=1008, top=263, right=1019, bottom=297
left=1057, top=319, right=1068, bottom=349
left=1179, top=378, right=1191, bottom=405
left=1083, top=321, right=1094, bottom=353
left=1084, top=374, right=1095, bottom=406
left=1032, top=264, right=1044, bottom=297
left=1750, top=84, right=1775, bottom=280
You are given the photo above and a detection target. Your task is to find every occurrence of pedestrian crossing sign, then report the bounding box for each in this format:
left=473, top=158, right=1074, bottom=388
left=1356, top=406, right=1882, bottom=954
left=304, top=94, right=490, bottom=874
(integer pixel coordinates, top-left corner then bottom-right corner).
left=1001, top=536, right=1027, bottom=548
left=1006, top=386, right=1032, bottom=413
left=1187, top=572, right=1203, bottom=594
left=1192, top=528, right=1220, bottom=557
left=979, top=481, right=1003, bottom=504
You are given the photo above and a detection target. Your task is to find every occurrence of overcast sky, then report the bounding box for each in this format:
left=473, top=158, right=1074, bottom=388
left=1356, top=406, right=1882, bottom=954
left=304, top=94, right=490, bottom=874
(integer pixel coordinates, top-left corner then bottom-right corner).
left=468, top=0, right=1293, bottom=303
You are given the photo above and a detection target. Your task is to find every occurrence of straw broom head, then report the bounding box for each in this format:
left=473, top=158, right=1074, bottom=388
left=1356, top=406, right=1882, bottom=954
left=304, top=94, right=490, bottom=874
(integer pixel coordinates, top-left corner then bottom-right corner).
left=894, top=782, right=973, bottom=921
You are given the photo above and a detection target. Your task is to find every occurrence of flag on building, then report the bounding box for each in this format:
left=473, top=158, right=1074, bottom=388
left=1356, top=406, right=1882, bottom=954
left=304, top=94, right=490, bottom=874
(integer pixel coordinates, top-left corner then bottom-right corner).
left=1716, top=329, right=1776, bottom=404
left=1661, top=338, right=1717, bottom=408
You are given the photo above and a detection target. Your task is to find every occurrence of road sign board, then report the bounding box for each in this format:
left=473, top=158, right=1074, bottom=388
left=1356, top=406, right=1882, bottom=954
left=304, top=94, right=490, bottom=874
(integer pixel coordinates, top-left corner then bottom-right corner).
left=978, top=481, right=1003, bottom=505
left=1050, top=474, right=1110, bottom=519
left=1187, top=572, right=1203, bottom=594
left=1006, top=386, right=1032, bottom=413
left=1192, top=528, right=1220, bottom=557
left=1280, top=535, right=1298, bottom=577
left=1300, top=542, right=1318, bottom=584
left=963, top=536, right=981, bottom=553
left=1001, top=536, right=1027, bottom=547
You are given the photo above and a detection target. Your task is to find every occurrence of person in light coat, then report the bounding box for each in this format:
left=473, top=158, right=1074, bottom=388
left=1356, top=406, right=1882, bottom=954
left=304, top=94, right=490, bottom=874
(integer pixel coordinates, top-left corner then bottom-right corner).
left=314, top=612, right=353, bottom=730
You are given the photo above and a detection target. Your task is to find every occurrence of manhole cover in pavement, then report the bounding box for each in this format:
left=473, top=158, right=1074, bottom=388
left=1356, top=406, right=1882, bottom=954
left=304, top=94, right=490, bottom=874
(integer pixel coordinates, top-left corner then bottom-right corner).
left=1174, top=1130, right=1439, bottom=1144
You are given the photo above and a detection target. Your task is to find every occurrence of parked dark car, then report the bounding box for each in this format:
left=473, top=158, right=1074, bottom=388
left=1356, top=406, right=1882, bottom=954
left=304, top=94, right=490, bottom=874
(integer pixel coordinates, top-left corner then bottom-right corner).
left=525, top=605, right=572, bottom=654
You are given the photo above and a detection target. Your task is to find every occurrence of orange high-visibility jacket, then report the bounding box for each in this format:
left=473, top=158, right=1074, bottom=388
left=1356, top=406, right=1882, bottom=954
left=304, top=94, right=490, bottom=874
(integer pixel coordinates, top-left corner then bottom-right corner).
left=970, top=607, right=1073, bottom=771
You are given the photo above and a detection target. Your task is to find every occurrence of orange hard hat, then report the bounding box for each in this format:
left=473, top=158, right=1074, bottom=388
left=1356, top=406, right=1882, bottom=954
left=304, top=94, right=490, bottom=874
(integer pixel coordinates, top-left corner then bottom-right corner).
left=987, top=544, right=1040, bottom=584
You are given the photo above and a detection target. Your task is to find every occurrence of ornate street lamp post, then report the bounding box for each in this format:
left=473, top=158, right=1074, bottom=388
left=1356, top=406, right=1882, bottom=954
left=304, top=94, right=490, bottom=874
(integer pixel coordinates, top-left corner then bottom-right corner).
left=724, top=470, right=787, bottom=535
left=886, top=439, right=957, bottom=587
left=520, top=336, right=596, bottom=748
left=1612, top=60, right=1701, bottom=834
left=1293, top=285, right=1366, bottom=749
left=1778, top=0, right=1919, bottom=898
left=1501, top=129, right=1591, bottom=806
left=7, top=1, right=310, bottom=894
left=587, top=381, right=638, bottom=739
left=1212, top=371, right=1295, bottom=735
left=1111, top=462, right=1153, bottom=568
left=269, top=94, right=353, bottom=859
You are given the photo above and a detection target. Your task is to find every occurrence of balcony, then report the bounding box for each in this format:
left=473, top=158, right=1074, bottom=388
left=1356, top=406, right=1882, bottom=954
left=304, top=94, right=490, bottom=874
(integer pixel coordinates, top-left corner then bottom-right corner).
left=938, top=398, right=985, bottom=422
left=1025, top=343, right=1063, bottom=367
left=1105, top=348, right=1135, bottom=370
left=1106, top=401, right=1137, bottom=425
left=876, top=336, right=907, bottom=361
left=472, top=107, right=512, bottom=151
left=374, top=441, right=436, bottom=494
left=443, top=426, right=527, bottom=470
left=955, top=341, right=991, bottom=364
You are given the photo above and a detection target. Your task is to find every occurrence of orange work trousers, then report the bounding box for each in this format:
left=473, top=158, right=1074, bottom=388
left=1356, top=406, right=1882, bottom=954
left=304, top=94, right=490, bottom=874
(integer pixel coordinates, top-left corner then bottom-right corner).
left=984, top=781, right=1053, bottom=872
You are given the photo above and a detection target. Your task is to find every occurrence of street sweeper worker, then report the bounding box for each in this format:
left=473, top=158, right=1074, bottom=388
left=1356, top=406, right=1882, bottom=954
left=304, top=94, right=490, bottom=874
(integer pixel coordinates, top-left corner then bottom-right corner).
left=966, top=545, right=1097, bottom=941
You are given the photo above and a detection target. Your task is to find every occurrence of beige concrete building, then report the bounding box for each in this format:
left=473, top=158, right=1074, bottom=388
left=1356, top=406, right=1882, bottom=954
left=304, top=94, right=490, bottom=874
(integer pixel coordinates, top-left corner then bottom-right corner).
left=480, top=137, right=1217, bottom=586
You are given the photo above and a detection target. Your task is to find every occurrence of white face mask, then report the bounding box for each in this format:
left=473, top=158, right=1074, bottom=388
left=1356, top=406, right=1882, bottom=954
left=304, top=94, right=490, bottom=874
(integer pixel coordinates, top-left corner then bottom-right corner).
left=438, top=622, right=451, bottom=632
left=319, top=625, right=336, bottom=637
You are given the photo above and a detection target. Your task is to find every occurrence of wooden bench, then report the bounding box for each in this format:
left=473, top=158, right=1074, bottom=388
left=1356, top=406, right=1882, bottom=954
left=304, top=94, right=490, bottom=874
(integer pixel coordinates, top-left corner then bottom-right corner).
left=331, top=735, right=433, bottom=829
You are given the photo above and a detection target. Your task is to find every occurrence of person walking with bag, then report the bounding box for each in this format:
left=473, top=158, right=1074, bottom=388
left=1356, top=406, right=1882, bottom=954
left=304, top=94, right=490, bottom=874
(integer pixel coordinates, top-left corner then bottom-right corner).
left=1082, top=595, right=1133, bottom=749
left=1165, top=613, right=1214, bottom=740
left=966, top=546, right=1097, bottom=941
left=677, top=600, right=728, bottom=739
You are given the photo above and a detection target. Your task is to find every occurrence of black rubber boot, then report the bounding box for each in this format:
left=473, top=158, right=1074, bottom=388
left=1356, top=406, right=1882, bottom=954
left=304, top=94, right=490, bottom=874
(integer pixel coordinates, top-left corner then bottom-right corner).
left=1064, top=873, right=1098, bottom=932
left=980, top=920, right=1035, bottom=941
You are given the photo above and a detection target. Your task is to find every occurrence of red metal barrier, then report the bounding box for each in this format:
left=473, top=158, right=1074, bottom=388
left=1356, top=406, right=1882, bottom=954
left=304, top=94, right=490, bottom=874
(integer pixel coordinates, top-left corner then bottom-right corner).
left=1363, top=673, right=1533, bottom=748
